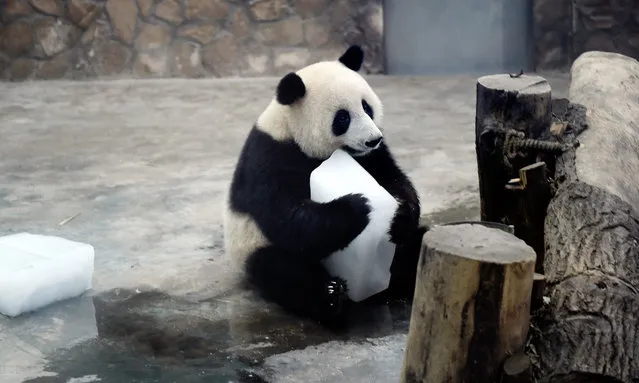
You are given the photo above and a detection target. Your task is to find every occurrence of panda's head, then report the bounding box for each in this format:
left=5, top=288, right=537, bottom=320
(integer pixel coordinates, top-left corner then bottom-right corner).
left=258, top=45, right=384, bottom=159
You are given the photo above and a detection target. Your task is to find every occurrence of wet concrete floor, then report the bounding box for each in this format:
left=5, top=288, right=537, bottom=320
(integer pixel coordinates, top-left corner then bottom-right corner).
left=0, top=72, right=569, bottom=382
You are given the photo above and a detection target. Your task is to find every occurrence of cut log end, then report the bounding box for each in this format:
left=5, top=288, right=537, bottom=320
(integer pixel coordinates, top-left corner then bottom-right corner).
left=502, top=352, right=533, bottom=383
left=425, top=223, right=537, bottom=265
left=400, top=223, right=536, bottom=383
left=477, top=74, right=551, bottom=95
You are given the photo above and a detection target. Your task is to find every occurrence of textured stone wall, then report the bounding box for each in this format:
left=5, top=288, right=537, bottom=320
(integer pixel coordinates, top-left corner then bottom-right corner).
left=533, top=0, right=572, bottom=70
left=534, top=0, right=639, bottom=70
left=572, top=0, right=639, bottom=62
left=0, top=0, right=383, bottom=81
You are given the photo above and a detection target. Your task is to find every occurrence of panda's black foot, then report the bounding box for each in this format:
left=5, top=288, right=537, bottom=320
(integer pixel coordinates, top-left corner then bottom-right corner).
left=319, top=277, right=351, bottom=327
left=326, top=277, right=348, bottom=307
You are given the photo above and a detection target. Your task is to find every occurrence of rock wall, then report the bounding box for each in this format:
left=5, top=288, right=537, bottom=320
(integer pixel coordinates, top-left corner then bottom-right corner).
left=534, top=0, right=639, bottom=70
left=533, top=0, right=572, bottom=70
left=0, top=0, right=383, bottom=81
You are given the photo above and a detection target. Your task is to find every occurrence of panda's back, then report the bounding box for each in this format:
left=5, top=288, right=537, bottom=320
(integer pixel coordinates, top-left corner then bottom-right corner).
left=223, top=125, right=322, bottom=267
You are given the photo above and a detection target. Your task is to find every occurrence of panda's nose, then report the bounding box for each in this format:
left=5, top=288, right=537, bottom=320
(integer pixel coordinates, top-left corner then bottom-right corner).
left=365, top=137, right=382, bottom=148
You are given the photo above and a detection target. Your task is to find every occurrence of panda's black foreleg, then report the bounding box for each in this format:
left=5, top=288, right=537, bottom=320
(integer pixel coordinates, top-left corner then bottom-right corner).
left=245, top=246, right=352, bottom=327
left=384, top=224, right=428, bottom=301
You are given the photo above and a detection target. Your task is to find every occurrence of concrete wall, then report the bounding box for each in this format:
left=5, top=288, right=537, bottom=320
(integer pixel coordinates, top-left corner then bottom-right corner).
left=0, top=0, right=383, bottom=81
left=534, top=0, right=639, bottom=70
left=384, top=0, right=534, bottom=76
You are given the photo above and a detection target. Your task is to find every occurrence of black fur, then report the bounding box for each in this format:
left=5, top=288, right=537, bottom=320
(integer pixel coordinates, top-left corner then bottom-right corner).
left=354, top=142, right=421, bottom=245
left=331, top=109, right=351, bottom=136
left=229, top=126, right=425, bottom=327
left=230, top=127, right=371, bottom=256
left=245, top=247, right=351, bottom=326
left=353, top=141, right=426, bottom=299
left=338, top=45, right=364, bottom=72
left=276, top=72, right=306, bottom=105
left=362, top=99, right=374, bottom=119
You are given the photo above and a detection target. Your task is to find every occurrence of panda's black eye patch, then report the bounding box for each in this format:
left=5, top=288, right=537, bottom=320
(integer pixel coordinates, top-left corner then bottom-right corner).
left=362, top=99, right=373, bottom=119
left=332, top=109, right=351, bottom=136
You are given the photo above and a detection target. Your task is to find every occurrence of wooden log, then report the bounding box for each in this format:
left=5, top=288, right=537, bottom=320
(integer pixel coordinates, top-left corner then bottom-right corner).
left=440, top=220, right=514, bottom=235
left=517, top=162, right=552, bottom=273
left=539, top=52, right=639, bottom=382
left=502, top=352, right=533, bottom=383
left=475, top=74, right=552, bottom=226
left=400, top=223, right=536, bottom=383
left=539, top=371, right=625, bottom=383
left=531, top=272, right=546, bottom=311
left=504, top=162, right=553, bottom=274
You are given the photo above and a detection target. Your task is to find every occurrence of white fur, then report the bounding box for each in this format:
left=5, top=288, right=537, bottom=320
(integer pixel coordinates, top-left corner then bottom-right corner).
left=257, top=60, right=385, bottom=159
left=223, top=204, right=270, bottom=269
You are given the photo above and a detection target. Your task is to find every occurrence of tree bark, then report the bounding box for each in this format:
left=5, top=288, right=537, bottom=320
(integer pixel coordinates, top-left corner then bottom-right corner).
left=538, top=52, right=639, bottom=382
left=400, top=223, right=536, bottom=383
left=517, top=162, right=552, bottom=273
left=531, top=272, right=546, bottom=311
left=540, top=371, right=625, bottom=383
left=475, top=74, right=552, bottom=226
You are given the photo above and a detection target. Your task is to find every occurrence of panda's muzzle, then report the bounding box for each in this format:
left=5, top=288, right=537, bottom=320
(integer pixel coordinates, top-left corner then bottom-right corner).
left=343, top=136, right=382, bottom=156
left=365, top=137, right=382, bottom=148
left=342, top=145, right=363, bottom=155
left=342, top=118, right=383, bottom=155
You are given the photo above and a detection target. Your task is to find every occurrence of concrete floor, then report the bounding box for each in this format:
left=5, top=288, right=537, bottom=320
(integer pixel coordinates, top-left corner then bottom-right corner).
left=0, top=72, right=570, bottom=383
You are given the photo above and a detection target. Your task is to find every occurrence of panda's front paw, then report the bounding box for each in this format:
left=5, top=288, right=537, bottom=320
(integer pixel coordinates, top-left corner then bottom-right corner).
left=389, top=200, right=420, bottom=244
left=325, top=277, right=349, bottom=313
left=327, top=278, right=348, bottom=300
left=339, top=193, right=371, bottom=226
left=328, top=194, right=371, bottom=248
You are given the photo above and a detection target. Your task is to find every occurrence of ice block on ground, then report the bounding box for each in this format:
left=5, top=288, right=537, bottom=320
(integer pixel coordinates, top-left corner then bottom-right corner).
left=0, top=233, right=94, bottom=317
left=310, top=149, right=399, bottom=302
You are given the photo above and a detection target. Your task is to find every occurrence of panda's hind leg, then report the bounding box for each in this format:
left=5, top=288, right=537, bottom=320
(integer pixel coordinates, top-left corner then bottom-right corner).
left=245, top=246, right=352, bottom=327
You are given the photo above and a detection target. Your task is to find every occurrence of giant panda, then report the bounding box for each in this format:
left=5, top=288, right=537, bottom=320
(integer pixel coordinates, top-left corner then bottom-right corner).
left=223, top=45, right=427, bottom=327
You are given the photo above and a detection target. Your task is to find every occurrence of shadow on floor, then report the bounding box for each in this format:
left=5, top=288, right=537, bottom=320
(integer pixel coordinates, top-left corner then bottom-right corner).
left=17, top=204, right=479, bottom=383
left=19, top=284, right=412, bottom=383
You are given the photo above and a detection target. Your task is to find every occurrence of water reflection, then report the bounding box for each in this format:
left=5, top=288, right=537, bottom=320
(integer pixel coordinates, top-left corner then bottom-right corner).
left=17, top=284, right=411, bottom=383
left=11, top=204, right=479, bottom=382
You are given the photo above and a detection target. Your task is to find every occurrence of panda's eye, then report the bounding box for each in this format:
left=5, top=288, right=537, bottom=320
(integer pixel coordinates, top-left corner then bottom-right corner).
left=332, top=109, right=351, bottom=136
left=362, top=99, right=374, bottom=119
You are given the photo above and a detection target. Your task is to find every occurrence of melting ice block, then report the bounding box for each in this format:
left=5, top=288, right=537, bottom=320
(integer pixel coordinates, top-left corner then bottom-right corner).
left=310, top=149, right=399, bottom=302
left=0, top=233, right=94, bottom=317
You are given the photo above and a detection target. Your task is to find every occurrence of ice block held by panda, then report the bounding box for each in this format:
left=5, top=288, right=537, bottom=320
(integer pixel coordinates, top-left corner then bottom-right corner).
left=0, top=233, right=94, bottom=317
left=309, top=149, right=399, bottom=302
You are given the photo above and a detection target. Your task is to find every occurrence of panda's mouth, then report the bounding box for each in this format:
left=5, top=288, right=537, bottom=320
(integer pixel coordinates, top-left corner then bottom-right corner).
left=342, top=145, right=369, bottom=156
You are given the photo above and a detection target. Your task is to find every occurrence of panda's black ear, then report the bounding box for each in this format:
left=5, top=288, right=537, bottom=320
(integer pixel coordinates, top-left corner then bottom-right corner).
left=338, top=45, right=364, bottom=72
left=276, top=72, right=306, bottom=105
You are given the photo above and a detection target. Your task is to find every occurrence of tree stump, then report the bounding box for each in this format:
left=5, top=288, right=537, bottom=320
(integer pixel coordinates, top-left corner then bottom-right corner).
left=502, top=352, right=533, bottom=383
left=539, top=52, right=639, bottom=382
left=475, top=74, right=552, bottom=227
left=517, top=162, right=552, bottom=273
left=400, top=223, right=536, bottom=383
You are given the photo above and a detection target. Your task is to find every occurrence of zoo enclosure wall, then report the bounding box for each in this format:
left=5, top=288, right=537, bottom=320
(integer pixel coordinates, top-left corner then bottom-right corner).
left=0, top=0, right=636, bottom=81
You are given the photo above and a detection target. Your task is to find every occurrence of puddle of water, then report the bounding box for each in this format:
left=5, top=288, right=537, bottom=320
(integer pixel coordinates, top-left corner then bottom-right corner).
left=10, top=285, right=413, bottom=383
